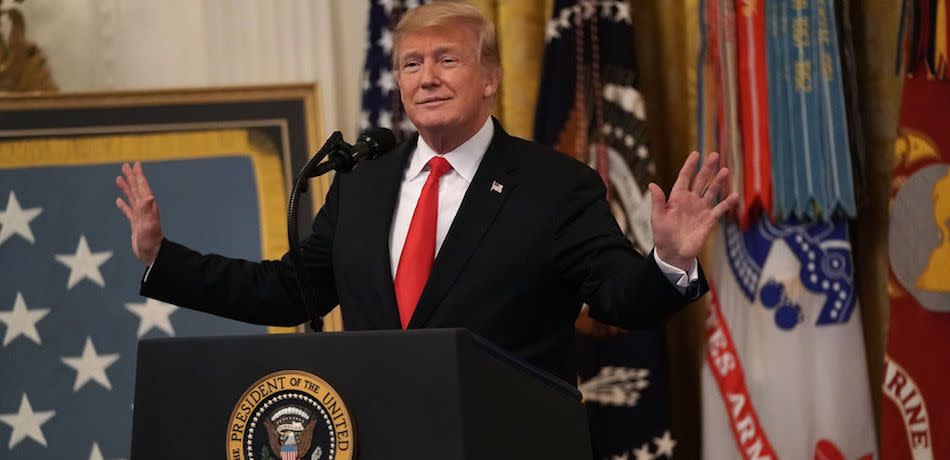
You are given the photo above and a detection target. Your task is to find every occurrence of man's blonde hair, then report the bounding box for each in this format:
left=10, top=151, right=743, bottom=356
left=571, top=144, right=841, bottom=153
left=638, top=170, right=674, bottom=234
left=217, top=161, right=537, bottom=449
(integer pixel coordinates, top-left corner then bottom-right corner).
left=392, top=1, right=500, bottom=71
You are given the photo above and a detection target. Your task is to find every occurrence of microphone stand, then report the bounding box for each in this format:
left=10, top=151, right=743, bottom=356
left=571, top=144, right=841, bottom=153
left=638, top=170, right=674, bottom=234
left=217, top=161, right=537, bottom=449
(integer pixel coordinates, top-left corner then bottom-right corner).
left=287, top=131, right=350, bottom=332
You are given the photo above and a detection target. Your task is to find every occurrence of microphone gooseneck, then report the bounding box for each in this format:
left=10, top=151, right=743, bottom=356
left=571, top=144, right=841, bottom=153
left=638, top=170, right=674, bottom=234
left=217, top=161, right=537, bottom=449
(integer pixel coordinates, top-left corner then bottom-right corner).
left=287, top=128, right=397, bottom=331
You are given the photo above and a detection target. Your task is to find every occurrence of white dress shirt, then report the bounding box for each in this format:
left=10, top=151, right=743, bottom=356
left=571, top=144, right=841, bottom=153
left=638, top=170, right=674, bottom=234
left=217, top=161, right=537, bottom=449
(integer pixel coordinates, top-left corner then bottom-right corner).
left=388, top=117, right=699, bottom=294
left=389, top=117, right=494, bottom=276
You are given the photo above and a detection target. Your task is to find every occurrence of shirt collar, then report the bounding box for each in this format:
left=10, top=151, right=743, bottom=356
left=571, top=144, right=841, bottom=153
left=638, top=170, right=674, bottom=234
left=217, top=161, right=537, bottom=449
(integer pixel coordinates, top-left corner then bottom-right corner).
left=405, top=117, right=494, bottom=183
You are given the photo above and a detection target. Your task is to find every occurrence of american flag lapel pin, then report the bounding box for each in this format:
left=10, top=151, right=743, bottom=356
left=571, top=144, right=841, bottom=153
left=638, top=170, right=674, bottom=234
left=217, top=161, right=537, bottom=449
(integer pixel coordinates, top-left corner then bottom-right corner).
left=490, top=180, right=504, bottom=194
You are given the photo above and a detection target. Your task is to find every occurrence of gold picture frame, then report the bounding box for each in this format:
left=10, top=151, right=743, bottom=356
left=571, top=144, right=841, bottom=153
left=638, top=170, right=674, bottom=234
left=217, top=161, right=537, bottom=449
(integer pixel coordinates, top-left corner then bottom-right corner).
left=0, top=84, right=344, bottom=332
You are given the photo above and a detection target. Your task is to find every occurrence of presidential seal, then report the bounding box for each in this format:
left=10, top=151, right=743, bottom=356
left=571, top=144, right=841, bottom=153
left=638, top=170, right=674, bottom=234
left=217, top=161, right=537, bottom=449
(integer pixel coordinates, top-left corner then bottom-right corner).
left=227, top=370, right=355, bottom=460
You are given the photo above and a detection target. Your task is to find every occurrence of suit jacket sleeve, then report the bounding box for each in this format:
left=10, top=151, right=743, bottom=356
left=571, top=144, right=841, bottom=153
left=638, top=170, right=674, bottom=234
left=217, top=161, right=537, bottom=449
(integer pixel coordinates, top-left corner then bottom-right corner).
left=139, top=176, right=341, bottom=326
left=553, top=165, right=705, bottom=329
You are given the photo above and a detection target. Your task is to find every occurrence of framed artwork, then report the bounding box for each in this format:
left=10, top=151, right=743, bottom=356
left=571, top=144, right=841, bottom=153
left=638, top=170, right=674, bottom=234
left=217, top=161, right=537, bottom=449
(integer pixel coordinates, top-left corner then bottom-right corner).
left=0, top=84, right=337, bottom=459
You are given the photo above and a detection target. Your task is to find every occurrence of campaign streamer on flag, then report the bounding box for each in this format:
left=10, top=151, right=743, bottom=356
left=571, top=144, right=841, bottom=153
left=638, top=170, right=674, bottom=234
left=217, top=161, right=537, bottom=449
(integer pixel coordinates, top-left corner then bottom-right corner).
left=734, top=0, right=772, bottom=218
left=773, top=0, right=857, bottom=221
left=896, top=0, right=950, bottom=80
left=882, top=76, right=950, bottom=460
left=535, top=1, right=676, bottom=458
left=813, top=0, right=856, bottom=218
left=788, top=0, right=830, bottom=220
left=701, top=218, right=876, bottom=460
left=702, top=0, right=858, bottom=224
left=716, top=0, right=748, bottom=225
left=0, top=131, right=270, bottom=459
left=764, top=0, right=790, bottom=219
left=360, top=0, right=426, bottom=141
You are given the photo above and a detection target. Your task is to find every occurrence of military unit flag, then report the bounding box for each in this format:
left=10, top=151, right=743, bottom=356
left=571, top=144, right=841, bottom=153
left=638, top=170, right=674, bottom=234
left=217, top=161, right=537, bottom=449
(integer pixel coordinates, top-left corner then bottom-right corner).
left=698, top=1, right=875, bottom=458
left=882, top=4, right=950, bottom=456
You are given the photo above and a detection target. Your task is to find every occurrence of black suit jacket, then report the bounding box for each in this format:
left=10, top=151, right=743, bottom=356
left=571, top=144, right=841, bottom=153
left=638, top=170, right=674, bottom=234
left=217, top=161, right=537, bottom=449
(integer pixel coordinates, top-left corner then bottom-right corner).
left=142, top=119, right=706, bottom=383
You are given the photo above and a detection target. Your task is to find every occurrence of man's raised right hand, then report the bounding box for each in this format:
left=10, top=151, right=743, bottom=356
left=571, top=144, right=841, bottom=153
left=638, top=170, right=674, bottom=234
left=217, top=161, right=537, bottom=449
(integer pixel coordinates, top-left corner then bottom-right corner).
left=115, top=161, right=164, bottom=266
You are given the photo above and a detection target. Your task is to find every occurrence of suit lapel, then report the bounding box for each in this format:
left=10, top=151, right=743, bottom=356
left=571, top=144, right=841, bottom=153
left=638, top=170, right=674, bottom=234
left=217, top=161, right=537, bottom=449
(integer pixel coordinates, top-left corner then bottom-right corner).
left=365, top=135, right=416, bottom=329
left=407, top=120, right=521, bottom=329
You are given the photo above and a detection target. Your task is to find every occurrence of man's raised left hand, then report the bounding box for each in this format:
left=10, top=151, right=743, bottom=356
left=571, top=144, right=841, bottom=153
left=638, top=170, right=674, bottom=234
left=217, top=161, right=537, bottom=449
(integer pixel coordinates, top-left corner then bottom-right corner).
left=648, top=151, right=740, bottom=271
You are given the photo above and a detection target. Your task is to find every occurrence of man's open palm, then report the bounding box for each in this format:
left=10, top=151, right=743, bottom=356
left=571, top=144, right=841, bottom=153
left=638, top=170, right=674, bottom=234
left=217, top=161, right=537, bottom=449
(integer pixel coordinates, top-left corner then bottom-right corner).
left=648, top=151, right=739, bottom=270
left=115, top=161, right=163, bottom=265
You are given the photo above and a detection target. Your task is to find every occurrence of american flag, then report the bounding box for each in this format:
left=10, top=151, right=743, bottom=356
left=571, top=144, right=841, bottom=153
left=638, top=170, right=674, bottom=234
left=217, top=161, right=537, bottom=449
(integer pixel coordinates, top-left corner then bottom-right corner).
left=359, top=0, right=427, bottom=142
left=0, top=157, right=266, bottom=459
left=534, top=1, right=676, bottom=458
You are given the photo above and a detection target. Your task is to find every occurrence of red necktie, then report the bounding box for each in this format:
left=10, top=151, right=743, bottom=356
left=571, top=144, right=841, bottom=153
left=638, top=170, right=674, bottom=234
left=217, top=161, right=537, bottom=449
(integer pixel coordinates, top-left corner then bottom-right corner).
left=394, top=156, right=452, bottom=329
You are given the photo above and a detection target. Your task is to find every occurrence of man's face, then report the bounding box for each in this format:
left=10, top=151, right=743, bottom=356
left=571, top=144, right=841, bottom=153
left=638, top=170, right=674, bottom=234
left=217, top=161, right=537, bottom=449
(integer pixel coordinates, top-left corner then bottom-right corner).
left=395, top=24, right=499, bottom=141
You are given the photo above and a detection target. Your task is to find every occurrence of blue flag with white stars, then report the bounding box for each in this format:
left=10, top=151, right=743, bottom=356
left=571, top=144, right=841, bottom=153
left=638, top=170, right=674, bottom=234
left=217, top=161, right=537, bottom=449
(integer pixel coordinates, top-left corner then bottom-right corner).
left=0, top=157, right=267, bottom=459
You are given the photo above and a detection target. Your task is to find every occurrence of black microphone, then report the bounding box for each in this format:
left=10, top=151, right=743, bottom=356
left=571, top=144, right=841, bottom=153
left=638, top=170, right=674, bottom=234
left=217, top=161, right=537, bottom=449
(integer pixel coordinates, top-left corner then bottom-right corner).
left=317, top=127, right=397, bottom=175
left=351, top=127, right=398, bottom=163
left=288, top=127, right=397, bottom=332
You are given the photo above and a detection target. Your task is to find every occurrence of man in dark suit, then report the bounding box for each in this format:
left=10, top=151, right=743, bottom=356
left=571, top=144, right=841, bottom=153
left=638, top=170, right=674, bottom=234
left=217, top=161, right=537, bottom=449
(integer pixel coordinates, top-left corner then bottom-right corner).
left=115, top=2, right=737, bottom=384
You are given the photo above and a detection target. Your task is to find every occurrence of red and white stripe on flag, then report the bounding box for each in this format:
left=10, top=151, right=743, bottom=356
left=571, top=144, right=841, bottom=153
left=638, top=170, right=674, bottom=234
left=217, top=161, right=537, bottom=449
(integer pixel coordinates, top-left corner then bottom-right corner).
left=281, top=446, right=297, bottom=460
left=702, top=220, right=875, bottom=459
left=703, top=284, right=778, bottom=459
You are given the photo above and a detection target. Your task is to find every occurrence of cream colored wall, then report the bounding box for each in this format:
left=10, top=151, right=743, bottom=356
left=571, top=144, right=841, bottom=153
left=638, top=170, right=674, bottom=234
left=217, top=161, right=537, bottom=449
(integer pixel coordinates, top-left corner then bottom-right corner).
left=17, top=0, right=370, bottom=140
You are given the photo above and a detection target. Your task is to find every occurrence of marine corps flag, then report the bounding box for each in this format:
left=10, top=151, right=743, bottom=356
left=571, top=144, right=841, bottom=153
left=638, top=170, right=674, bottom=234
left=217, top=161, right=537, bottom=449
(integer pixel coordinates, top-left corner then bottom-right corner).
left=880, top=4, right=950, bottom=457
left=535, top=1, right=676, bottom=458
left=883, top=11, right=950, bottom=453
left=885, top=77, right=950, bottom=460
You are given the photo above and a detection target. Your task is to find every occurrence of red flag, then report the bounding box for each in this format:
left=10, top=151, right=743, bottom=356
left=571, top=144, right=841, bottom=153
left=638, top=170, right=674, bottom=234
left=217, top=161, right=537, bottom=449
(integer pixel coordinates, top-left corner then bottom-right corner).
left=883, top=76, right=950, bottom=460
